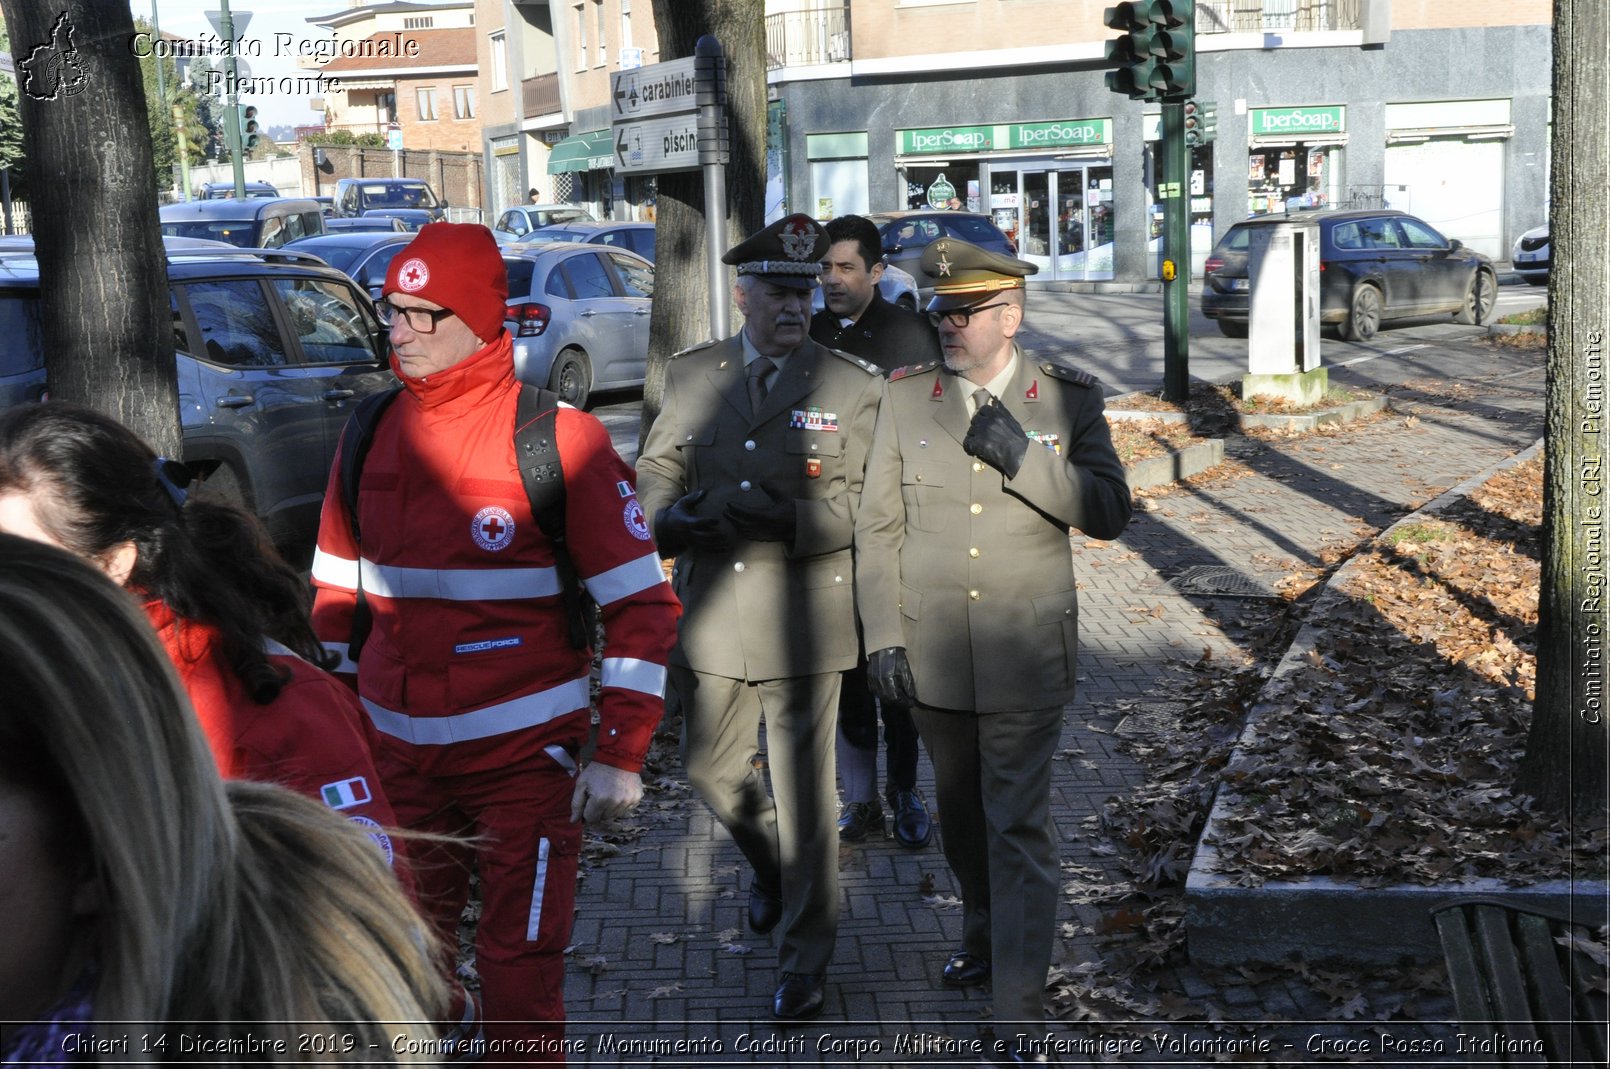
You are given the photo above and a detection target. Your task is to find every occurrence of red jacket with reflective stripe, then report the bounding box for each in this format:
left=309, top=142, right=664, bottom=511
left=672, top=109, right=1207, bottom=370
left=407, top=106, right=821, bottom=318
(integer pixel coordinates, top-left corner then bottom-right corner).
left=144, top=599, right=404, bottom=844
left=310, top=333, right=680, bottom=777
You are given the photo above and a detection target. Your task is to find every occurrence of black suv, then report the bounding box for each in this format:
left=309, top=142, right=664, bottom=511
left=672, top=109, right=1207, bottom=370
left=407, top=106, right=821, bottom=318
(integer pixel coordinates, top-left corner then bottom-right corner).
left=1200, top=209, right=1497, bottom=341
left=0, top=238, right=396, bottom=551
left=866, top=210, right=1018, bottom=300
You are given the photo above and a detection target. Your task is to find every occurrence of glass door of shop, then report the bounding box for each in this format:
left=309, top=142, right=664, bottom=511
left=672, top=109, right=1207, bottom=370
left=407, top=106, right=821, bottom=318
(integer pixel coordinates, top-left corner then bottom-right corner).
left=992, top=166, right=1113, bottom=281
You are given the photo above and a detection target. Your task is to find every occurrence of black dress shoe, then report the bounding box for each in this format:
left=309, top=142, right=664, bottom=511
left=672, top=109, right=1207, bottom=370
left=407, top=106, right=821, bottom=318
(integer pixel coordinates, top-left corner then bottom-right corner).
left=941, top=950, right=991, bottom=987
left=837, top=799, right=884, bottom=841
left=887, top=787, right=932, bottom=848
left=772, top=972, right=825, bottom=1020
left=748, top=882, right=782, bottom=934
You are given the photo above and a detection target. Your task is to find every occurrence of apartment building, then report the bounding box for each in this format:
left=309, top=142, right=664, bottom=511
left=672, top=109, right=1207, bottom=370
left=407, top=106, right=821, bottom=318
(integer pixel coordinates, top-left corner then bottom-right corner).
left=477, top=0, right=662, bottom=218
left=766, top=0, right=1551, bottom=283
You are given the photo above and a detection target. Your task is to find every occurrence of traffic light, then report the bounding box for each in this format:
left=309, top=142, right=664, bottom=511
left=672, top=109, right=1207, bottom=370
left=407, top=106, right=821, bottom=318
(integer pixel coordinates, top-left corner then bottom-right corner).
left=1184, top=99, right=1215, bottom=146
left=239, top=105, right=260, bottom=152
left=1103, top=1, right=1195, bottom=102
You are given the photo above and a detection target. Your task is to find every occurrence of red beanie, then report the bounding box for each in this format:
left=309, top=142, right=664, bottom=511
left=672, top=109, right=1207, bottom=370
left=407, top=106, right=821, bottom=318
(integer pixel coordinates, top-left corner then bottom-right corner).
left=384, top=223, right=509, bottom=342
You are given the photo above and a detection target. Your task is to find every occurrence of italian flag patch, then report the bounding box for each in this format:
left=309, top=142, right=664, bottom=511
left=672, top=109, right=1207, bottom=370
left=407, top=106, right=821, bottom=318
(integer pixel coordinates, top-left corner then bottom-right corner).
left=321, top=776, right=372, bottom=811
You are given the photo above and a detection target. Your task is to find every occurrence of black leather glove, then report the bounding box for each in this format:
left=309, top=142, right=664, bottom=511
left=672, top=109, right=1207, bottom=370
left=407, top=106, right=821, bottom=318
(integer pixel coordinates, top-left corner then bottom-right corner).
left=867, top=646, right=917, bottom=708
left=963, top=398, right=1030, bottom=479
left=654, top=489, right=729, bottom=555
left=724, top=491, right=797, bottom=544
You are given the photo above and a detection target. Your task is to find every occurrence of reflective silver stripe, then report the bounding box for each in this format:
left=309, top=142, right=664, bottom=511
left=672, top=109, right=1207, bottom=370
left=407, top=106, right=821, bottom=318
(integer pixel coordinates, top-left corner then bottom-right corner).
left=360, top=676, right=590, bottom=745
left=311, top=548, right=359, bottom=591
left=526, top=837, right=551, bottom=941
left=543, top=744, right=578, bottom=774
left=601, top=657, right=667, bottom=698
left=263, top=638, right=297, bottom=659
left=361, top=559, right=561, bottom=601
left=321, top=642, right=358, bottom=674
left=582, top=552, right=666, bottom=606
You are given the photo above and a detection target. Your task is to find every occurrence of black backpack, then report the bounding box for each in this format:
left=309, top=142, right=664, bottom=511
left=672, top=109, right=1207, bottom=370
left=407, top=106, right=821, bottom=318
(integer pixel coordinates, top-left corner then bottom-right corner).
left=337, top=383, right=597, bottom=662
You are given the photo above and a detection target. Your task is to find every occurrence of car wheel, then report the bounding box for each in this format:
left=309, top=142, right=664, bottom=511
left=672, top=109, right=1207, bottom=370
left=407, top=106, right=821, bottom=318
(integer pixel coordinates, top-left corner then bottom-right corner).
left=1337, top=284, right=1382, bottom=342
left=548, top=348, right=593, bottom=409
left=1457, top=270, right=1497, bottom=326
left=1216, top=320, right=1249, bottom=338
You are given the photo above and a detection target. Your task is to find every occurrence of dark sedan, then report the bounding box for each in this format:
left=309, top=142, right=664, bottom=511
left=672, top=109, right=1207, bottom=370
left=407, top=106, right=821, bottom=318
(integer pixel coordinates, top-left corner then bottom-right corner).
left=1201, top=209, right=1497, bottom=341
left=284, top=231, right=416, bottom=301
left=864, top=210, right=1017, bottom=300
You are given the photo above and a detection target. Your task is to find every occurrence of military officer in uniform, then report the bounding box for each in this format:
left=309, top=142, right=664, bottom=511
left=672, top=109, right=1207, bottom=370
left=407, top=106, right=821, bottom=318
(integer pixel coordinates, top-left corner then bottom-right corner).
left=637, top=214, right=886, bottom=1022
left=853, top=238, right=1131, bottom=1064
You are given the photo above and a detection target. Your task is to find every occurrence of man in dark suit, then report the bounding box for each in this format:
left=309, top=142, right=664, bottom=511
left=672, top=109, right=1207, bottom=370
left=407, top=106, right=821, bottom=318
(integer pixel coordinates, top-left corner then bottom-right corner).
left=809, top=214, right=941, bottom=849
left=853, top=239, right=1131, bottom=1065
left=637, top=214, right=885, bottom=1022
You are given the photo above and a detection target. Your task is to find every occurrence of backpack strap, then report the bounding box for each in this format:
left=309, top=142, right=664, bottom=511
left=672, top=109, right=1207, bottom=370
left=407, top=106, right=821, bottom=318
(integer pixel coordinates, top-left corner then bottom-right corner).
left=338, top=385, right=403, bottom=663
left=514, top=385, right=595, bottom=649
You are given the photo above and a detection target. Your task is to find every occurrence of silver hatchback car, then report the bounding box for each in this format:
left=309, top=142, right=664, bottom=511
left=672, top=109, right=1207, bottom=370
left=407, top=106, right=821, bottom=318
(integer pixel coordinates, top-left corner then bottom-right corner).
left=502, top=242, right=653, bottom=409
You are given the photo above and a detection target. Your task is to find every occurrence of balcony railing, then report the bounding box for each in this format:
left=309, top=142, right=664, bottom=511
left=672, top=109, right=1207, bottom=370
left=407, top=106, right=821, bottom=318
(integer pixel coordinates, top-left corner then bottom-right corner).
left=523, top=72, right=561, bottom=118
left=1197, top=0, right=1362, bottom=33
left=766, top=3, right=850, bottom=72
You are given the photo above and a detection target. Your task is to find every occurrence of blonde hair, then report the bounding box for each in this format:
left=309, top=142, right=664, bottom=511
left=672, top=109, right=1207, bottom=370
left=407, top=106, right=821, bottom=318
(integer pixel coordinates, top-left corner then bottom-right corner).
left=0, top=535, right=446, bottom=1060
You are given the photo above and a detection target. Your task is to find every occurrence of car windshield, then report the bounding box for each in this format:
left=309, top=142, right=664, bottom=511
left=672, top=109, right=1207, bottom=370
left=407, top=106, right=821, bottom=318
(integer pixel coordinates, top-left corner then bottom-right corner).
left=360, top=183, right=438, bottom=209
left=160, top=220, right=256, bottom=248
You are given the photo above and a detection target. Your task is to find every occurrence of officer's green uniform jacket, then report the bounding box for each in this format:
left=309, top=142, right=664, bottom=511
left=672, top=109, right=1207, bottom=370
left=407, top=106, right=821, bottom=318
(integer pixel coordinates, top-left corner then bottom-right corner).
left=637, top=334, right=886, bottom=680
left=854, top=347, right=1131, bottom=711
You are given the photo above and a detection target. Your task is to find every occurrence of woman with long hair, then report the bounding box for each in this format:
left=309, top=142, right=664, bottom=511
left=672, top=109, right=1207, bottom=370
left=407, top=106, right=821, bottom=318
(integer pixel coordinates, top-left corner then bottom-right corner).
left=0, top=534, right=447, bottom=1063
left=0, top=402, right=404, bottom=855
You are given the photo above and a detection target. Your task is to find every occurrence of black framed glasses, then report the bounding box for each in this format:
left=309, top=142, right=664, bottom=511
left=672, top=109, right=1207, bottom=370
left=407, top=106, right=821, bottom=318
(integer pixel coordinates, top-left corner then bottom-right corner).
left=376, top=300, right=456, bottom=334
left=927, top=301, right=1008, bottom=329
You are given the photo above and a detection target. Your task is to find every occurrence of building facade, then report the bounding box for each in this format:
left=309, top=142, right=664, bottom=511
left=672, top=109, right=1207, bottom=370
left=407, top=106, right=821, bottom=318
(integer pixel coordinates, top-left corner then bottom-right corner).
left=767, top=0, right=1551, bottom=283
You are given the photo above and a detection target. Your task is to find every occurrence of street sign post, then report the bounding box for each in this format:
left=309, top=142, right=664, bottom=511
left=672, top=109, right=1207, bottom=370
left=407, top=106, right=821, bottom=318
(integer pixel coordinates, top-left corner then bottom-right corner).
left=613, top=113, right=704, bottom=175
left=611, top=57, right=699, bottom=121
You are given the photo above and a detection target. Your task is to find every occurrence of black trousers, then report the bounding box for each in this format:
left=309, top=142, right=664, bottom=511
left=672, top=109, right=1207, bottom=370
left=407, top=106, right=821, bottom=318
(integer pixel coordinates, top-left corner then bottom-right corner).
left=838, top=655, right=919, bottom=791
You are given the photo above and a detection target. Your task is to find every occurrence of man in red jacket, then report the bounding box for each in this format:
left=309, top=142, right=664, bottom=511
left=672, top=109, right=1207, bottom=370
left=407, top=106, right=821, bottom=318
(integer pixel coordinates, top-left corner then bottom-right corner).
left=310, top=223, right=679, bottom=1060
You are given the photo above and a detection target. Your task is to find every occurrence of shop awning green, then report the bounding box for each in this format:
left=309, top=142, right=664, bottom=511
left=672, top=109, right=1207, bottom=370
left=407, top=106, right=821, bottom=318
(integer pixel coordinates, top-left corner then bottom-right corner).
left=547, top=129, right=615, bottom=174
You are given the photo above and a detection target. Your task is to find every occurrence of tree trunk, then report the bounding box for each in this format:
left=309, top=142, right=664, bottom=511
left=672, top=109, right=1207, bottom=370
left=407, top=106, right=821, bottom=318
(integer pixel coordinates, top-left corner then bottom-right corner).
left=639, top=0, right=766, bottom=448
left=1, top=1, right=180, bottom=454
left=1519, top=0, right=1609, bottom=820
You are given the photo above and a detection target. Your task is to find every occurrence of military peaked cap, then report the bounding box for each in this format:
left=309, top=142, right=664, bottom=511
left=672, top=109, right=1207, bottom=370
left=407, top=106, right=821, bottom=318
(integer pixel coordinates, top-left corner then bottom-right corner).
left=920, top=237, right=1039, bottom=311
left=723, top=213, right=829, bottom=290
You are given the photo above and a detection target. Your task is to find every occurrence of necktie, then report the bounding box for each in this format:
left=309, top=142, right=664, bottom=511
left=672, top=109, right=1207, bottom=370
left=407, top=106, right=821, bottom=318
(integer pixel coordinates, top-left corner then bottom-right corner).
left=748, top=356, right=776, bottom=415
left=972, top=387, right=992, bottom=416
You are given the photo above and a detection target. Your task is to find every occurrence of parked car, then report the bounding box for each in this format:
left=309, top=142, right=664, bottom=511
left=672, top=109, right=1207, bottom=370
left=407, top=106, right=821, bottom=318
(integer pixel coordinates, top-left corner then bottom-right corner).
left=332, top=177, right=446, bottom=223
left=312, top=195, right=336, bottom=217
left=492, top=204, right=597, bottom=243
left=811, top=262, right=921, bottom=315
left=864, top=210, right=1018, bottom=298
left=1200, top=209, right=1497, bottom=341
left=283, top=231, right=416, bottom=301
left=360, top=208, right=432, bottom=232
left=325, top=215, right=410, bottom=234
left=194, top=180, right=280, bottom=200
left=159, top=197, right=326, bottom=249
left=514, top=220, right=656, bottom=261
left=501, top=242, right=653, bottom=409
left=1512, top=224, right=1549, bottom=286
left=0, top=237, right=394, bottom=553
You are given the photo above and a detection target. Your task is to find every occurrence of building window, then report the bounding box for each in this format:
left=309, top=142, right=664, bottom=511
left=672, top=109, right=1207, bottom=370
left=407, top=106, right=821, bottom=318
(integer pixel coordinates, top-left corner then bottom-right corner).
left=575, top=3, right=588, bottom=70
left=416, top=87, right=438, bottom=122
left=403, top=16, right=434, bottom=29
left=621, top=0, right=632, bottom=50
left=595, top=0, right=607, bottom=66
left=453, top=86, right=475, bottom=120
left=490, top=31, right=508, bottom=92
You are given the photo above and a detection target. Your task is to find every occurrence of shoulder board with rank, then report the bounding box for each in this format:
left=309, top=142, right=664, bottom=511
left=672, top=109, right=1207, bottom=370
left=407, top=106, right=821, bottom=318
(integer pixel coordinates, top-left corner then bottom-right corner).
left=1040, top=362, right=1098, bottom=389
left=888, top=359, right=940, bottom=382
left=671, top=338, right=718, bottom=359
left=826, top=347, right=882, bottom=376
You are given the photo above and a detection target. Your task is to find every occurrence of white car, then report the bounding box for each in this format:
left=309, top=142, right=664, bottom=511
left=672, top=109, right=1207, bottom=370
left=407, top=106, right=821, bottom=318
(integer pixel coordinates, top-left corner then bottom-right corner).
left=1511, top=224, right=1548, bottom=286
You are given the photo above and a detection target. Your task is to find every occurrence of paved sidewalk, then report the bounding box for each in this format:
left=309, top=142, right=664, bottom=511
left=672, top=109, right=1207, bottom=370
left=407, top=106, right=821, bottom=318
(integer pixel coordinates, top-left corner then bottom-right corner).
left=560, top=340, right=1545, bottom=1067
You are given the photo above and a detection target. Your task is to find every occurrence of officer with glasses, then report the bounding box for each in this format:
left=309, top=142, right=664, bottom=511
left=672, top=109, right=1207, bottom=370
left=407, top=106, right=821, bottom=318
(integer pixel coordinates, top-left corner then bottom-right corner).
left=852, top=238, right=1131, bottom=1066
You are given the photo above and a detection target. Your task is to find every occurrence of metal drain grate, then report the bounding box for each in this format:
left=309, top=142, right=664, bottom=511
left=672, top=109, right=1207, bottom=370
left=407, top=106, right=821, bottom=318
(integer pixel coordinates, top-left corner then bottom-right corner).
left=1113, top=702, right=1188, bottom=738
left=1170, top=565, right=1281, bottom=599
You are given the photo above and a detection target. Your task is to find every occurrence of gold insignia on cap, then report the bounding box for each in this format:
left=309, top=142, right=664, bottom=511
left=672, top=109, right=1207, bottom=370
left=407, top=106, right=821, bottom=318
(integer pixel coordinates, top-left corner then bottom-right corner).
left=779, top=218, right=818, bottom=262
left=935, top=241, right=953, bottom=277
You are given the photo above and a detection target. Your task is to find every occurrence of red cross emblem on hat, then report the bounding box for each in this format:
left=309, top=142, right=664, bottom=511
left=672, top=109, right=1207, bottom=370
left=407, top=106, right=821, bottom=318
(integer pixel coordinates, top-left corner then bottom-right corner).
left=399, top=257, right=430, bottom=292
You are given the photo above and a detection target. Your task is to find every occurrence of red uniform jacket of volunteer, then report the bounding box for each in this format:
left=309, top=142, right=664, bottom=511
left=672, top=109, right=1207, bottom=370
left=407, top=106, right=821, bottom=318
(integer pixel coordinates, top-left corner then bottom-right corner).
left=309, top=334, right=680, bottom=777
left=143, top=599, right=404, bottom=843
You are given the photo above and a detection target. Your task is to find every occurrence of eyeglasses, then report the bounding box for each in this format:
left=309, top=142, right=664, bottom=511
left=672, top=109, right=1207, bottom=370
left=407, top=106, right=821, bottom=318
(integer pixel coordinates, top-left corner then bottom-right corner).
left=927, top=302, right=1009, bottom=329
left=376, top=300, right=456, bottom=334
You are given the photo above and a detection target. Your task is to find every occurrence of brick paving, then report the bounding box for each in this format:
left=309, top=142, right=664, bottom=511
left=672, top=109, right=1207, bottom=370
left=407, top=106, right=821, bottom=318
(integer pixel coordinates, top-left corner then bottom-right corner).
left=557, top=340, right=1545, bottom=1067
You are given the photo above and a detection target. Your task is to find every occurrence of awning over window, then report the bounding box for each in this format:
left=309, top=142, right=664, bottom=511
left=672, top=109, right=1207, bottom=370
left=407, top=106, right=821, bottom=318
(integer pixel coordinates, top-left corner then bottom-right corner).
left=547, top=129, right=614, bottom=174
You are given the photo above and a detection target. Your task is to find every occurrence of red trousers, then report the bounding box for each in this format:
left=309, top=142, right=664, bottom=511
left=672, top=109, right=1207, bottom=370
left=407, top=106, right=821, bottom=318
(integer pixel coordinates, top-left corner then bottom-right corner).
left=384, top=742, right=581, bottom=1063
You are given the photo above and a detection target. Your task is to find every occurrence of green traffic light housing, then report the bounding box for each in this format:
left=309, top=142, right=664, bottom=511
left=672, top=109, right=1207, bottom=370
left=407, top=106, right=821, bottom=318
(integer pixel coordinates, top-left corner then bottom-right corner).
left=1103, top=0, right=1195, bottom=102
left=239, top=105, right=260, bottom=152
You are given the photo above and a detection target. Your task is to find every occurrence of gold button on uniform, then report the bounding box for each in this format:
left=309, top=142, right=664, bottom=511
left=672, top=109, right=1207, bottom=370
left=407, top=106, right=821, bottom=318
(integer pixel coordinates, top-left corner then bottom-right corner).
left=915, top=474, right=923, bottom=482
left=973, top=461, right=985, bottom=473
left=970, top=503, right=982, bottom=515
left=968, top=590, right=981, bottom=601
left=968, top=547, right=980, bottom=559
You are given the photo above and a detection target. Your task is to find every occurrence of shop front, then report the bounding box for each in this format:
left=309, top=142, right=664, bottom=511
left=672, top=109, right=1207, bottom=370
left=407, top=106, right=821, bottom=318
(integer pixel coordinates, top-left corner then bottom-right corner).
left=894, top=118, right=1117, bottom=282
left=1245, top=105, right=1348, bottom=217
left=546, top=129, right=617, bottom=218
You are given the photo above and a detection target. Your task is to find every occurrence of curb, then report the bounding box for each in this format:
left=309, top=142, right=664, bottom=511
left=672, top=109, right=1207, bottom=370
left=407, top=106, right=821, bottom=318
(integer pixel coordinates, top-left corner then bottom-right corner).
left=1106, top=396, right=1387, bottom=433
left=1489, top=323, right=1547, bottom=336
left=1124, top=438, right=1224, bottom=492
left=1182, top=438, right=1607, bottom=967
